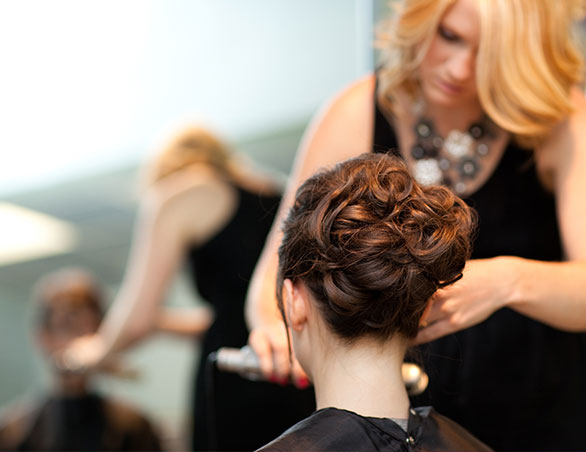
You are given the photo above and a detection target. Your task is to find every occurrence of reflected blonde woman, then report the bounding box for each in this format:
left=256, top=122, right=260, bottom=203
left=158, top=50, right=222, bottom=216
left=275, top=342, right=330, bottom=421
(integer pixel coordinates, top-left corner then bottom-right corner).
left=66, top=125, right=315, bottom=450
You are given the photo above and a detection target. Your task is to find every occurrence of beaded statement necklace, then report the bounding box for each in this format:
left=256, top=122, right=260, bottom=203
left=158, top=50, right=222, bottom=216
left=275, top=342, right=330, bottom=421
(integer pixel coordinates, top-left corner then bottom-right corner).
left=410, top=115, right=497, bottom=195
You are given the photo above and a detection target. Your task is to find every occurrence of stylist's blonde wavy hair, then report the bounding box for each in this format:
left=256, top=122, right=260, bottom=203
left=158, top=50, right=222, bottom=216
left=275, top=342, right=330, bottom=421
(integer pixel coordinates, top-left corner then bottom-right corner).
left=377, top=0, right=586, bottom=147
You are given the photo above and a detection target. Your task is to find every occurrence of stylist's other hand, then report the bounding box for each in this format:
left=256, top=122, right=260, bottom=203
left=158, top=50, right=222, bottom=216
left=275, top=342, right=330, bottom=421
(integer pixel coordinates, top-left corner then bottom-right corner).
left=414, top=257, right=515, bottom=344
left=248, top=322, right=309, bottom=389
left=60, top=334, right=107, bottom=372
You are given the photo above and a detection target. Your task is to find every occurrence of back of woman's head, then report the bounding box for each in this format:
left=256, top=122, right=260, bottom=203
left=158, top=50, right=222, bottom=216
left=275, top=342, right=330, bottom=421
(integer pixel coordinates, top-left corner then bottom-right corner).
left=146, top=125, right=234, bottom=186
left=278, top=153, right=476, bottom=341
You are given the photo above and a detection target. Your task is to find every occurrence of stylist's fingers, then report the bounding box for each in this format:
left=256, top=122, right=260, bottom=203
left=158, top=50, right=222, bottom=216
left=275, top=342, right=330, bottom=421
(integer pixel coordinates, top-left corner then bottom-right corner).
left=271, top=340, right=292, bottom=383
left=423, top=290, right=449, bottom=325
left=291, top=356, right=310, bottom=389
left=248, top=325, right=291, bottom=381
left=248, top=328, right=274, bottom=378
left=419, top=294, right=436, bottom=328
left=60, top=334, right=105, bottom=372
left=413, top=319, right=453, bottom=345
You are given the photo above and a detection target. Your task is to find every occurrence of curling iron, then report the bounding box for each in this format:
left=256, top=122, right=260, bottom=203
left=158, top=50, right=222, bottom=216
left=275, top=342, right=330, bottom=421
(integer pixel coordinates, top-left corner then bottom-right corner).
left=210, top=346, right=429, bottom=396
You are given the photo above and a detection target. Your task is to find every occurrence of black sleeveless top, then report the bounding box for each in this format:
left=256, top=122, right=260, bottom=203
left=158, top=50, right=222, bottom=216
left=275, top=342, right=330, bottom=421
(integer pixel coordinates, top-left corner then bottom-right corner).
left=187, top=187, right=315, bottom=451
left=189, top=187, right=282, bottom=353
left=374, top=100, right=586, bottom=451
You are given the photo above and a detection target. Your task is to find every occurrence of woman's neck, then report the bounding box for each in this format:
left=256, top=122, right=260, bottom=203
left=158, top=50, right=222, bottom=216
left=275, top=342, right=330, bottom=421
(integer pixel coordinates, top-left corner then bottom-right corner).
left=54, top=373, right=90, bottom=397
left=311, top=337, right=410, bottom=420
left=423, top=98, right=485, bottom=136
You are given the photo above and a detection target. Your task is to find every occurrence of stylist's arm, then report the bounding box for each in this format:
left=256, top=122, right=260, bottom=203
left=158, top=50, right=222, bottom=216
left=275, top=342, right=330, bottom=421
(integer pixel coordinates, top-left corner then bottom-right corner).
left=245, top=75, right=375, bottom=385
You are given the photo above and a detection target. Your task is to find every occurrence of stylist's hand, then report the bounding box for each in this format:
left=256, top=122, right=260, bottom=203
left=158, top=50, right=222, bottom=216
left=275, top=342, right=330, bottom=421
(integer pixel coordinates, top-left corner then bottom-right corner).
left=61, top=334, right=107, bottom=372
left=248, top=320, right=309, bottom=389
left=415, top=257, right=515, bottom=344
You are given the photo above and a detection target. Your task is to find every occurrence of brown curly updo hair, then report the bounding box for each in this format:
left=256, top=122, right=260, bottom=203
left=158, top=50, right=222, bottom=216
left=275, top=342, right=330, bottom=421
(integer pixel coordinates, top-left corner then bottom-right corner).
left=277, top=153, right=476, bottom=341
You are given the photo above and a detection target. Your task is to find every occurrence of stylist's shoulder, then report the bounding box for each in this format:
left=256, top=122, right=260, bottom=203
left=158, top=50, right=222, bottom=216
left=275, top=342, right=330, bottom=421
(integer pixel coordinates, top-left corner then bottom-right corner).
left=568, top=86, right=586, bottom=136
left=299, top=74, right=376, bottom=170
left=548, top=86, right=586, bottom=143
left=535, top=86, right=586, bottom=184
left=327, top=73, right=376, bottom=122
left=560, top=86, right=586, bottom=137
left=142, top=167, right=237, bottom=246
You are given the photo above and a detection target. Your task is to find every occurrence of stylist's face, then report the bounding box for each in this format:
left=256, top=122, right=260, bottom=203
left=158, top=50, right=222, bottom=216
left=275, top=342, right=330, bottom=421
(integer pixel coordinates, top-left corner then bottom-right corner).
left=418, top=0, right=480, bottom=107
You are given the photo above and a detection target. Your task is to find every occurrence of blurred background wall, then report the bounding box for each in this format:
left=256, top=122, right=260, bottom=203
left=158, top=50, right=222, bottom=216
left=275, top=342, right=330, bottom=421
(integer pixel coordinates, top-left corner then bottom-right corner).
left=0, top=0, right=387, bottom=449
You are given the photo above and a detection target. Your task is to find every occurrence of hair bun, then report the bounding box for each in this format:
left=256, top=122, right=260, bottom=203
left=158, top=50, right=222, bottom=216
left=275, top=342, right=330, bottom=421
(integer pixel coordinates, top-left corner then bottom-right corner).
left=278, top=153, right=476, bottom=340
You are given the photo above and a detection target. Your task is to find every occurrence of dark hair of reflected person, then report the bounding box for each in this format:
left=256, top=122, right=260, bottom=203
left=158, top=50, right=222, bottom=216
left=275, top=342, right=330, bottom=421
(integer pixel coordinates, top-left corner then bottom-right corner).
left=277, top=153, right=476, bottom=341
left=33, top=267, right=104, bottom=331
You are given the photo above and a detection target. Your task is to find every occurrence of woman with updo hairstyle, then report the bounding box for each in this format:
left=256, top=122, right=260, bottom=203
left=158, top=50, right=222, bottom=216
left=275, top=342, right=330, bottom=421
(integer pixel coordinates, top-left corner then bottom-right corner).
left=65, top=124, right=315, bottom=451
left=258, top=153, right=490, bottom=451
left=247, top=1, right=586, bottom=449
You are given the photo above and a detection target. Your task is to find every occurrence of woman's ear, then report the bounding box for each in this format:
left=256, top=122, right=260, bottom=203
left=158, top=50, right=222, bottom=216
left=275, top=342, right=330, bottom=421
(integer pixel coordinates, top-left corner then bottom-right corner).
left=283, top=279, right=308, bottom=332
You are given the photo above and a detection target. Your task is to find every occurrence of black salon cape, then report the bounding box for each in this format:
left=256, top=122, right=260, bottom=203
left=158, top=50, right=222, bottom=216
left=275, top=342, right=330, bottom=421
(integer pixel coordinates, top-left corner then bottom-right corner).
left=257, top=406, right=492, bottom=451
